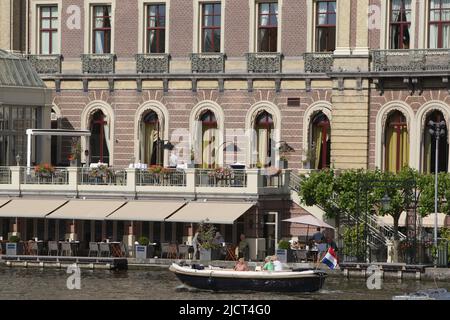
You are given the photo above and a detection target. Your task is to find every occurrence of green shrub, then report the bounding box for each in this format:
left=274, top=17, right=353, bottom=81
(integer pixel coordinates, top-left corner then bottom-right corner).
left=138, top=236, right=150, bottom=246
left=8, top=235, right=20, bottom=243
left=278, top=240, right=290, bottom=250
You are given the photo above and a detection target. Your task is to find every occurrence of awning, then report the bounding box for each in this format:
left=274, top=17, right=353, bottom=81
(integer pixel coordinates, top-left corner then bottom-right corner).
left=106, top=201, right=186, bottom=221
left=46, top=200, right=126, bottom=220
left=166, top=201, right=255, bottom=224
left=0, top=199, right=12, bottom=208
left=421, top=213, right=448, bottom=228
left=0, top=199, right=68, bottom=218
left=283, top=215, right=335, bottom=229
left=377, top=213, right=407, bottom=227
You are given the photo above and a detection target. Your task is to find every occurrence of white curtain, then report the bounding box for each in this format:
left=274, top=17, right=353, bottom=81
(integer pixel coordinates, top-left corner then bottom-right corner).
left=103, top=117, right=111, bottom=164
left=430, top=25, right=439, bottom=48
left=259, top=4, right=270, bottom=26
left=257, top=128, right=268, bottom=167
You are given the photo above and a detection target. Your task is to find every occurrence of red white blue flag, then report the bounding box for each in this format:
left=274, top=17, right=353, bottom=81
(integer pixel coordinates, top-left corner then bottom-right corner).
left=322, top=247, right=338, bottom=270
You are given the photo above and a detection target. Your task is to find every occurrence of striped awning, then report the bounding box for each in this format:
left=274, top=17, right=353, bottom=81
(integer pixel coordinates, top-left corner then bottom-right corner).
left=0, top=199, right=68, bottom=218
left=46, top=200, right=126, bottom=220
left=106, top=201, right=186, bottom=221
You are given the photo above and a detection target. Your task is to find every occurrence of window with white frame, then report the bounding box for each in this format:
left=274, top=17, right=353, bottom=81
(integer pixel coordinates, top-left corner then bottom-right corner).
left=257, top=2, right=278, bottom=52
left=315, top=0, right=336, bottom=52
left=146, top=3, right=166, bottom=53
left=429, top=0, right=450, bottom=48
left=201, top=2, right=221, bottom=52
left=390, top=0, right=411, bottom=49
left=39, top=5, right=59, bottom=54
left=92, top=5, right=112, bottom=54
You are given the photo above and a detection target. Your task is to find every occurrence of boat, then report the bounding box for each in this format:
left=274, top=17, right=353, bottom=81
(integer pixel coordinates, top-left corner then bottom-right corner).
left=169, top=263, right=327, bottom=293
left=393, top=288, right=450, bottom=300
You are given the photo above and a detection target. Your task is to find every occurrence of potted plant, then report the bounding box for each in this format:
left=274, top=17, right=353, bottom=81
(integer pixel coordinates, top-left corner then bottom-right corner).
left=89, top=164, right=113, bottom=183
left=276, top=239, right=294, bottom=263
left=34, top=163, right=55, bottom=180
left=198, top=220, right=221, bottom=261
left=135, top=236, right=154, bottom=259
left=68, top=138, right=81, bottom=167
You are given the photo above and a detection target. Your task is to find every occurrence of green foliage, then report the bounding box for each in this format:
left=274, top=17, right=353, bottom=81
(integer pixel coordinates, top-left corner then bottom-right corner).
left=299, top=169, right=336, bottom=218
left=278, top=240, right=290, bottom=250
left=138, top=236, right=150, bottom=246
left=8, top=235, right=20, bottom=243
left=342, top=225, right=365, bottom=259
left=198, top=220, right=221, bottom=250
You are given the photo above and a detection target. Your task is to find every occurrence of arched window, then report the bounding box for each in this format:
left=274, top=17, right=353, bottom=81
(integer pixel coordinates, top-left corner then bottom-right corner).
left=423, top=110, right=448, bottom=173
left=200, top=110, right=218, bottom=168
left=89, top=110, right=110, bottom=164
left=385, top=111, right=409, bottom=173
left=140, top=111, right=163, bottom=166
left=310, top=112, right=331, bottom=170
left=254, top=111, right=274, bottom=167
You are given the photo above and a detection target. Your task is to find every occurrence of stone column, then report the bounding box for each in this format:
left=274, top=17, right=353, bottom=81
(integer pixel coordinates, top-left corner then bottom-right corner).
left=353, top=0, right=370, bottom=56
left=334, top=0, right=352, bottom=56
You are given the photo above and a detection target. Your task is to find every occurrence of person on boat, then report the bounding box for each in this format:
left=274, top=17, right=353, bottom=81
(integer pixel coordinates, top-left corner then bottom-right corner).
left=234, top=258, right=249, bottom=271
left=262, top=256, right=274, bottom=271
left=238, top=234, right=250, bottom=260
left=213, top=232, right=225, bottom=245
left=272, top=255, right=283, bottom=271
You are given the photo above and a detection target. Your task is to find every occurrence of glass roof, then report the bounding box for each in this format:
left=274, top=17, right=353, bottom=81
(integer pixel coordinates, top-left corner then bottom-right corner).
left=0, top=50, right=45, bottom=88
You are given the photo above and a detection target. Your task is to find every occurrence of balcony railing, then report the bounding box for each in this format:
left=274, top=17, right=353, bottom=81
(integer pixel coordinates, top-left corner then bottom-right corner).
left=304, top=52, right=333, bottom=73
left=21, top=167, right=69, bottom=185
left=0, top=167, right=11, bottom=184
left=196, top=169, right=247, bottom=187
left=136, top=53, right=170, bottom=73
left=246, top=52, right=282, bottom=73
left=191, top=53, right=225, bottom=73
left=81, top=54, right=116, bottom=73
left=137, top=169, right=186, bottom=186
left=78, top=167, right=127, bottom=186
left=372, top=49, right=450, bottom=72
left=27, top=54, right=62, bottom=74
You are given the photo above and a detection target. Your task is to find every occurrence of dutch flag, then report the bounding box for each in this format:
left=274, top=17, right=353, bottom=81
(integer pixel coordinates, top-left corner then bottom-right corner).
left=322, top=247, right=338, bottom=270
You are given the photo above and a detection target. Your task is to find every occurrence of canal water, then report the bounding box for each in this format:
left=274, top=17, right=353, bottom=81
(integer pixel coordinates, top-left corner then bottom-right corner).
left=0, top=266, right=448, bottom=300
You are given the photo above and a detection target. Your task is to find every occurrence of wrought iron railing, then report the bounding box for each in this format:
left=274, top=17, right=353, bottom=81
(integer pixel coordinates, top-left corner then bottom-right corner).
left=78, top=167, right=127, bottom=186
left=0, top=167, right=11, bottom=184
left=196, top=169, right=247, bottom=187
left=137, top=169, right=186, bottom=187
left=246, top=52, right=282, bottom=73
left=20, top=167, right=69, bottom=185
left=262, top=170, right=284, bottom=188
left=81, top=54, right=116, bottom=73
left=371, top=49, right=450, bottom=72
left=136, top=53, right=170, bottom=73
left=27, top=54, right=62, bottom=74
left=303, top=52, right=333, bottom=73
left=191, top=53, right=225, bottom=73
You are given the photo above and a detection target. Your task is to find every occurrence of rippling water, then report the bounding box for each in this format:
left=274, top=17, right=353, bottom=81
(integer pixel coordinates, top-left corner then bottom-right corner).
left=0, top=266, right=448, bottom=300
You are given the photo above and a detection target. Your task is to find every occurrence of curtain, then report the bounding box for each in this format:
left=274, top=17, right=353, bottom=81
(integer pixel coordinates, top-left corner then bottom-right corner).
left=202, top=127, right=216, bottom=168
left=144, top=123, right=156, bottom=165
left=103, top=119, right=111, bottom=164
left=313, top=125, right=323, bottom=169
left=386, top=126, right=409, bottom=172
left=259, top=4, right=270, bottom=26
left=257, top=128, right=269, bottom=167
left=424, top=129, right=432, bottom=173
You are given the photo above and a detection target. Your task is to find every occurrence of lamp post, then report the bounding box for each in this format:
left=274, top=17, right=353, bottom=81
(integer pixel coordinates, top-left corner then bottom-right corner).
left=428, top=120, right=446, bottom=266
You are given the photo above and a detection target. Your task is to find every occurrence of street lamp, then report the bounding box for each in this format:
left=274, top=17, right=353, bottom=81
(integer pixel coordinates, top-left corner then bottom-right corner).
left=429, top=119, right=446, bottom=265
left=380, top=193, right=391, bottom=211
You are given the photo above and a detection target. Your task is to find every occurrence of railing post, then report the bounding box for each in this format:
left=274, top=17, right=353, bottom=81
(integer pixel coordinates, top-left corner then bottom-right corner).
left=246, top=169, right=259, bottom=193
left=10, top=167, right=21, bottom=190
left=67, top=167, right=79, bottom=193
left=126, top=168, right=137, bottom=194
left=283, top=170, right=291, bottom=193
left=185, top=169, right=196, bottom=193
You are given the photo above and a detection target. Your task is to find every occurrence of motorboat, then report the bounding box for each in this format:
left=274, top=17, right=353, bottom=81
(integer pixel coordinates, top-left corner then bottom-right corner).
left=393, top=288, right=450, bottom=300
left=169, top=263, right=327, bottom=293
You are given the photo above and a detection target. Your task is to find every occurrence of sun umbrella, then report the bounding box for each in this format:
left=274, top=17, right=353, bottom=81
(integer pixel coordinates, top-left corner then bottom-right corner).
left=283, top=215, right=335, bottom=243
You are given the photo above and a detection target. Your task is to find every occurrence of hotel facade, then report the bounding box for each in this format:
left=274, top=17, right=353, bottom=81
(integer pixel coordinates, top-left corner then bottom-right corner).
left=0, top=0, right=449, bottom=258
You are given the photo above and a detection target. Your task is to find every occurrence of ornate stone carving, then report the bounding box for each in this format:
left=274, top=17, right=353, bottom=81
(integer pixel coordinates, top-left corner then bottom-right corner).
left=27, top=55, right=62, bottom=74
left=246, top=53, right=282, bottom=73
left=81, top=54, right=116, bottom=74
left=191, top=53, right=225, bottom=73
left=303, top=52, right=333, bottom=73
left=136, top=53, right=169, bottom=73
left=372, top=49, right=450, bottom=72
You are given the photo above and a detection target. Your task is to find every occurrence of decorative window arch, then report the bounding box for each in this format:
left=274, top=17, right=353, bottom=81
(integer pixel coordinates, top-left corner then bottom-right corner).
left=375, top=101, right=415, bottom=171
left=302, top=101, right=332, bottom=169
left=415, top=101, right=450, bottom=173
left=245, top=101, right=281, bottom=168
left=81, top=100, right=115, bottom=165
left=134, top=101, right=169, bottom=166
left=189, top=101, right=224, bottom=168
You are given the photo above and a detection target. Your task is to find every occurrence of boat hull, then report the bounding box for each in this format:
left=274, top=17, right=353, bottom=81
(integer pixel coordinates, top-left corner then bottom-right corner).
left=170, top=264, right=327, bottom=293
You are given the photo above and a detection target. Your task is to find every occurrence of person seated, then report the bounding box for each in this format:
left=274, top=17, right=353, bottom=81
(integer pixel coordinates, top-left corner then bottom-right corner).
left=234, top=258, right=249, bottom=271
left=262, top=256, right=274, bottom=271
left=272, top=255, right=283, bottom=271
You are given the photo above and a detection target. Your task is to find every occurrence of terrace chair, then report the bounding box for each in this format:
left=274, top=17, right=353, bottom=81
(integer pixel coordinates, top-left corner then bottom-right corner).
left=61, top=242, right=72, bottom=256
left=99, top=242, right=111, bottom=257
left=88, top=242, right=99, bottom=257
left=177, top=244, right=189, bottom=259
left=47, top=241, right=59, bottom=256
left=160, top=242, right=170, bottom=259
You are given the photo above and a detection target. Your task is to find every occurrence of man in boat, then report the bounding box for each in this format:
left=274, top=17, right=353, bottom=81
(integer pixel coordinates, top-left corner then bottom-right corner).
left=262, top=256, right=274, bottom=271
left=271, top=255, right=283, bottom=271
left=234, top=258, right=249, bottom=271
